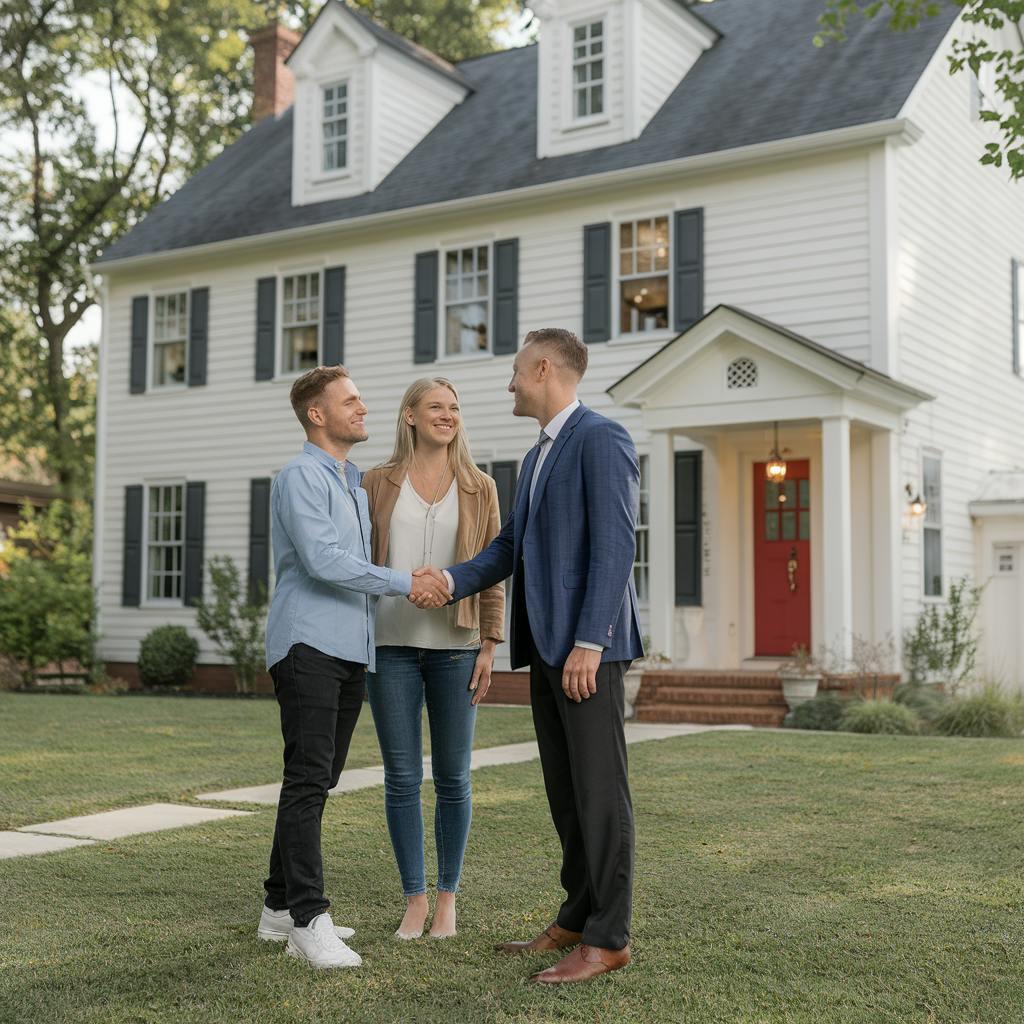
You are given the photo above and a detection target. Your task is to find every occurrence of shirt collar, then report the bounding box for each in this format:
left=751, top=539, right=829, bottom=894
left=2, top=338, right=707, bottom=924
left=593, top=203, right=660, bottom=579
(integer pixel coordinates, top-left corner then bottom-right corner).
left=303, top=441, right=359, bottom=486
left=541, top=399, right=580, bottom=443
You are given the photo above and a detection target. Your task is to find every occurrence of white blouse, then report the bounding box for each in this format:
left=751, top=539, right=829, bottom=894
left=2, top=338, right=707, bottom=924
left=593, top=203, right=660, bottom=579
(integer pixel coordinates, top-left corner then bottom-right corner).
left=374, top=476, right=480, bottom=651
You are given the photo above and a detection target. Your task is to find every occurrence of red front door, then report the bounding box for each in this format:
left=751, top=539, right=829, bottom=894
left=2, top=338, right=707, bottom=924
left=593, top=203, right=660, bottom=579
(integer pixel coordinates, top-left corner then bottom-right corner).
left=754, top=460, right=811, bottom=656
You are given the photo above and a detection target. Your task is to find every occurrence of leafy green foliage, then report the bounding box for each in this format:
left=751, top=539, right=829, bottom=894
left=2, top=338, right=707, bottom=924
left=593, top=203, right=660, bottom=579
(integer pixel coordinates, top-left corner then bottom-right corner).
left=137, top=625, right=198, bottom=688
left=903, top=576, right=982, bottom=691
left=815, top=1, right=1024, bottom=179
left=893, top=681, right=949, bottom=724
left=785, top=690, right=847, bottom=730
left=933, top=685, right=1024, bottom=736
left=0, top=500, right=97, bottom=685
left=840, top=698, right=923, bottom=734
left=194, top=556, right=266, bottom=693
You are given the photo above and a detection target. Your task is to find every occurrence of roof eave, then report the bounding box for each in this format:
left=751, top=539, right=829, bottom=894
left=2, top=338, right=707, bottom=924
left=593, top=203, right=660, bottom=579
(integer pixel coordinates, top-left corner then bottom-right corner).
left=92, top=116, right=922, bottom=274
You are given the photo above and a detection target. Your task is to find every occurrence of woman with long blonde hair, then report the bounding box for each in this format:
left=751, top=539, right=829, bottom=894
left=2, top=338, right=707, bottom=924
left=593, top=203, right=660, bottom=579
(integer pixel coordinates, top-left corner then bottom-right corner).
left=362, top=377, right=505, bottom=939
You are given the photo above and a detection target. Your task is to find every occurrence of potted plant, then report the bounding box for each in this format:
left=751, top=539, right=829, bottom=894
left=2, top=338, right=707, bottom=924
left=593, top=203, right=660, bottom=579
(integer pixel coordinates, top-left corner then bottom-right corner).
left=778, top=644, right=822, bottom=710
left=624, top=640, right=671, bottom=719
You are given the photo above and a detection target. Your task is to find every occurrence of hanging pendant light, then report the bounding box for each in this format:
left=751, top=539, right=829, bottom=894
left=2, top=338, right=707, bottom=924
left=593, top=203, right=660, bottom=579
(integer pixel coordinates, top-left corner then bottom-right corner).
left=765, top=421, right=787, bottom=482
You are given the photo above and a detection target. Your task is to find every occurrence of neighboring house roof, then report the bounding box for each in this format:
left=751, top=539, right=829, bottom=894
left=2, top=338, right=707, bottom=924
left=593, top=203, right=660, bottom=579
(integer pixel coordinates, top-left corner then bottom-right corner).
left=290, top=0, right=473, bottom=91
left=96, top=0, right=958, bottom=265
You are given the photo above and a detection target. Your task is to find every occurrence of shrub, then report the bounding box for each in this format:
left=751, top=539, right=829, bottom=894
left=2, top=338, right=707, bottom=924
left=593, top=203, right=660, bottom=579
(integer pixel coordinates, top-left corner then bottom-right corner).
left=0, top=500, right=98, bottom=685
left=903, top=577, right=982, bottom=692
left=137, top=625, right=198, bottom=688
left=194, top=556, right=267, bottom=693
left=932, top=687, right=1024, bottom=738
left=893, top=682, right=948, bottom=725
left=785, top=691, right=845, bottom=731
left=840, top=699, right=921, bottom=735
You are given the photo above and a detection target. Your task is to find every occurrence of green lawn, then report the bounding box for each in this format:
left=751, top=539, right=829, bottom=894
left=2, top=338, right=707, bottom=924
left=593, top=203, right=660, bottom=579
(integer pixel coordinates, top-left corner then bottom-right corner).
left=1, top=700, right=1023, bottom=1023
left=0, top=692, right=536, bottom=829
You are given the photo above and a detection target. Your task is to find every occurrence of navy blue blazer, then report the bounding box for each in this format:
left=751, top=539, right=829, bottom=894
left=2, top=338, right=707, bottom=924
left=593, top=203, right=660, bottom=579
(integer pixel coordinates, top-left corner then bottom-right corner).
left=448, top=404, right=644, bottom=669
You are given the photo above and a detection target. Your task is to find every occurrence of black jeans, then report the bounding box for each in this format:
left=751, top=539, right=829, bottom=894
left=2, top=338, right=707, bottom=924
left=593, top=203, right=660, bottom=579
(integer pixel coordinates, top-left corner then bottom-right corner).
left=527, top=628, right=635, bottom=951
left=263, top=643, right=366, bottom=927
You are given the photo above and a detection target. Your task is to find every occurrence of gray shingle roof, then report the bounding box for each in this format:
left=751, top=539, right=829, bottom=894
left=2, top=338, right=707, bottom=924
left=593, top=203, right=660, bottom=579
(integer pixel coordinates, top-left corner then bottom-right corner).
left=97, top=0, right=958, bottom=264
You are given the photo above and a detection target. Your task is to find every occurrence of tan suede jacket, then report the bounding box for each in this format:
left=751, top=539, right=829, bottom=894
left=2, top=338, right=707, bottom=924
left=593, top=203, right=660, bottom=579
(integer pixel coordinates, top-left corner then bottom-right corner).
left=361, top=465, right=506, bottom=642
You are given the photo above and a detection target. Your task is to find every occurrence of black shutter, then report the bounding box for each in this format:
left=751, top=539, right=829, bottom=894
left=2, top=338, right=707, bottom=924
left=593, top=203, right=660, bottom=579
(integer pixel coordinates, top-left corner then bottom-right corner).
left=492, top=239, right=519, bottom=355
left=248, top=478, right=272, bottom=605
left=674, top=451, right=702, bottom=606
left=188, top=287, right=209, bottom=387
left=582, top=223, right=612, bottom=344
left=122, top=485, right=144, bottom=607
left=130, top=296, right=148, bottom=394
left=1013, top=258, right=1021, bottom=376
left=414, top=251, right=438, bottom=364
left=490, top=460, right=518, bottom=522
left=255, top=277, right=276, bottom=380
left=183, top=482, right=206, bottom=606
left=673, top=208, right=704, bottom=331
left=323, top=266, right=345, bottom=366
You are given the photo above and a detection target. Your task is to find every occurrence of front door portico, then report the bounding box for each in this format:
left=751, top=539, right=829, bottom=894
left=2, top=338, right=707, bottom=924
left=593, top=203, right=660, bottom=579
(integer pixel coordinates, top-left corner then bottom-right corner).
left=608, top=305, right=932, bottom=669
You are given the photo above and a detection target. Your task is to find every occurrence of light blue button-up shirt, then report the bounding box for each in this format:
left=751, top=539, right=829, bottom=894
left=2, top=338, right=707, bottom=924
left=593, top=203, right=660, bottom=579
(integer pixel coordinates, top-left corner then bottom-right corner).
left=265, top=441, right=412, bottom=671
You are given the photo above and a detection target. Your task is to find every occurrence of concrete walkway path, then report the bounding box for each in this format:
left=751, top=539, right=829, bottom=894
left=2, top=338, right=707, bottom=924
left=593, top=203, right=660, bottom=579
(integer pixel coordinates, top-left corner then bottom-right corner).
left=2, top=722, right=746, bottom=859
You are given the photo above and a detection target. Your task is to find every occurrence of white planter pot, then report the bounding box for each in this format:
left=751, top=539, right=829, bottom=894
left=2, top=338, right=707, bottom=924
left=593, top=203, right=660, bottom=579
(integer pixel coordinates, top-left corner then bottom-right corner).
left=623, top=667, right=644, bottom=720
left=780, top=674, right=820, bottom=710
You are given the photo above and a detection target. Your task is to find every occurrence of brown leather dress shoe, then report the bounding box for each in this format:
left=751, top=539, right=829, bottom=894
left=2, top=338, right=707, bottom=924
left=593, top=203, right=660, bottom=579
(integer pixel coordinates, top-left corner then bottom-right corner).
left=495, top=923, right=583, bottom=954
left=529, top=943, right=631, bottom=984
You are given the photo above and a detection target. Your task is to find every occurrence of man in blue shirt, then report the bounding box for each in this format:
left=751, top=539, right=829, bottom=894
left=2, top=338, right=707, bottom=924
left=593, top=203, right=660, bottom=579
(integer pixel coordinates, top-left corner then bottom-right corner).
left=258, top=365, right=449, bottom=969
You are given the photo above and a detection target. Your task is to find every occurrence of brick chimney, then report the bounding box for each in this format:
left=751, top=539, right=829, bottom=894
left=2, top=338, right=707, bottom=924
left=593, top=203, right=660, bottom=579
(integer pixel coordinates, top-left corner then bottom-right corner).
left=251, top=21, right=301, bottom=123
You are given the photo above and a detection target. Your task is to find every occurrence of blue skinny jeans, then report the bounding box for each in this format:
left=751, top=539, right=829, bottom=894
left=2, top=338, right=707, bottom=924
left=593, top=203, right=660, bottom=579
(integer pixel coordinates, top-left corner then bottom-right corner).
left=367, top=646, right=478, bottom=896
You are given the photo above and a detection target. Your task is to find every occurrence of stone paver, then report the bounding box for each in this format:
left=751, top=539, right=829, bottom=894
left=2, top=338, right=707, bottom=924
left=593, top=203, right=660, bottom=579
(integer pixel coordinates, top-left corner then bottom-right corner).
left=0, top=831, right=96, bottom=860
left=197, top=722, right=746, bottom=806
left=21, top=802, right=252, bottom=841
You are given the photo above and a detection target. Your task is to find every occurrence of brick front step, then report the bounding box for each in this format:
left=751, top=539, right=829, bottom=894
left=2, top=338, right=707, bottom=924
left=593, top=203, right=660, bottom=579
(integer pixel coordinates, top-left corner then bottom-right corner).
left=634, top=703, right=787, bottom=727
left=643, top=670, right=781, bottom=690
left=638, top=684, right=787, bottom=707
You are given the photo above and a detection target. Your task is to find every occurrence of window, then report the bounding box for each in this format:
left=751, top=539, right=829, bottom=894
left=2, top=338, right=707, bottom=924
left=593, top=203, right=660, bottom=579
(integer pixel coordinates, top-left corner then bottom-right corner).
left=281, top=272, right=320, bottom=374
left=146, top=483, right=184, bottom=602
left=322, top=82, right=348, bottom=173
left=619, top=217, right=669, bottom=335
left=923, top=455, right=942, bottom=597
left=995, top=545, right=1017, bottom=575
left=572, top=20, right=604, bottom=119
left=153, top=292, right=188, bottom=387
left=1013, top=259, right=1022, bottom=376
left=634, top=454, right=650, bottom=602
left=445, top=246, right=489, bottom=355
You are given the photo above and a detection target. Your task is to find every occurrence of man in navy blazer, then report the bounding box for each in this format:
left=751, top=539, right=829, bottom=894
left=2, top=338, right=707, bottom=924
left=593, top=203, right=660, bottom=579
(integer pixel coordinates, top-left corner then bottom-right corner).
left=422, top=328, right=643, bottom=983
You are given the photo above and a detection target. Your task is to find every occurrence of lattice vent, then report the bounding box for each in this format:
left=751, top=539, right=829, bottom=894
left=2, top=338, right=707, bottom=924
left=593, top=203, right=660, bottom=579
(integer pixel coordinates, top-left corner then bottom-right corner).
left=726, top=357, right=758, bottom=389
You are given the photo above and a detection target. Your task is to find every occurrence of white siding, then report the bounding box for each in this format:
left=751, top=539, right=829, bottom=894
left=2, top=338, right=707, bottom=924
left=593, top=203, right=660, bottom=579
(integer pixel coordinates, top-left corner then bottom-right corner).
left=636, top=0, right=705, bottom=130
left=893, top=28, right=1024, bottom=636
left=97, top=150, right=873, bottom=664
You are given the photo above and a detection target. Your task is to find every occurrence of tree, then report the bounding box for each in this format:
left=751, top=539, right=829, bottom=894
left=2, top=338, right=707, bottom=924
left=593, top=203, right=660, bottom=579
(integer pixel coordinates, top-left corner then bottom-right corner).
left=815, top=1, right=1024, bottom=178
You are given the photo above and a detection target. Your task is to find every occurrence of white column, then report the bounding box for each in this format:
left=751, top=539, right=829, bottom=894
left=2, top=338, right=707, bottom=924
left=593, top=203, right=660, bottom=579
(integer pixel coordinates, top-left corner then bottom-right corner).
left=870, top=428, right=902, bottom=665
left=647, top=430, right=675, bottom=662
left=821, top=416, right=853, bottom=662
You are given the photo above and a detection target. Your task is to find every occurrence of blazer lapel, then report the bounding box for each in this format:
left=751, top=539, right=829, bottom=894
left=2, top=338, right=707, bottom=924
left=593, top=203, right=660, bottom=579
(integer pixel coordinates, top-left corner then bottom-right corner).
left=528, top=404, right=586, bottom=521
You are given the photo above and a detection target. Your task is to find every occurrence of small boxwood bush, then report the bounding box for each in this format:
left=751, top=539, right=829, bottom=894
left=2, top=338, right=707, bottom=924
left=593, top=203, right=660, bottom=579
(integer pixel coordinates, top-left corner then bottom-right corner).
left=933, top=688, right=1024, bottom=738
left=840, top=699, right=921, bottom=735
left=137, top=625, right=198, bottom=688
left=785, top=691, right=845, bottom=731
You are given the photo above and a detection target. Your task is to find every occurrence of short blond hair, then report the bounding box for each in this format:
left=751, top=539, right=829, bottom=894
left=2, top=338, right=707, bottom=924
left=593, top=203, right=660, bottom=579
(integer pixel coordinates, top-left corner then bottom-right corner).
left=289, top=365, right=351, bottom=428
left=523, top=328, right=588, bottom=379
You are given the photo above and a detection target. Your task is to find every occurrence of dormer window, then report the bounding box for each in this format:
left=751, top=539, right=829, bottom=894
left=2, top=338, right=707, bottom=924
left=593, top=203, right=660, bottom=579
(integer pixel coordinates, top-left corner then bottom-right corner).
left=572, top=19, right=605, bottom=120
left=321, top=81, right=348, bottom=174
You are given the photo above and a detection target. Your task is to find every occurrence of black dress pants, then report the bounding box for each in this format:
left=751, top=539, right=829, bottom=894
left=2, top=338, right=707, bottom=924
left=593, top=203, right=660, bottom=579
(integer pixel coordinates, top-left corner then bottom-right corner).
left=263, top=643, right=365, bottom=927
left=527, top=626, right=634, bottom=950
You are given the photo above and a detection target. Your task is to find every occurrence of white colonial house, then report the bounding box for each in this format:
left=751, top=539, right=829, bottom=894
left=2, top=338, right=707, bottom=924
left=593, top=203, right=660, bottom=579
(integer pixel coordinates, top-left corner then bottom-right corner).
left=92, top=0, right=1024, bottom=695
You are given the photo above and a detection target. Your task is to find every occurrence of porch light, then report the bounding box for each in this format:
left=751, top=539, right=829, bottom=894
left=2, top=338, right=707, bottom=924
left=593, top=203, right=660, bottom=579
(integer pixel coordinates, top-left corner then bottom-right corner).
left=905, top=484, right=927, bottom=518
left=765, top=421, right=787, bottom=482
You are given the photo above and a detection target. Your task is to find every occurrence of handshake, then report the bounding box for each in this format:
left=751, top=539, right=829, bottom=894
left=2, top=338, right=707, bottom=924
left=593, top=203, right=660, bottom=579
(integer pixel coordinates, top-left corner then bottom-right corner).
left=407, top=566, right=451, bottom=609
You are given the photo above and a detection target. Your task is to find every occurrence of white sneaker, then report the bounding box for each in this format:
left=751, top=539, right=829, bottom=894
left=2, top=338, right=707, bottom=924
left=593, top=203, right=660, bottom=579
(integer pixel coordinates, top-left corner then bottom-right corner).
left=286, top=913, right=363, bottom=969
left=258, top=906, right=355, bottom=942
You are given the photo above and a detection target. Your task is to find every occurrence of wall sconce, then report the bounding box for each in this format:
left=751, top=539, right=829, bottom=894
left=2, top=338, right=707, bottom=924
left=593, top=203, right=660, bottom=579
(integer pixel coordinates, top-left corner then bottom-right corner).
left=905, top=484, right=927, bottom=518
left=765, top=421, right=787, bottom=482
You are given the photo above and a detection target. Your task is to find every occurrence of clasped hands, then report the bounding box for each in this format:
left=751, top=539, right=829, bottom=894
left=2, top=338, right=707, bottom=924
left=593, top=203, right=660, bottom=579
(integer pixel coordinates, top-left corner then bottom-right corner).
left=407, top=565, right=450, bottom=609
